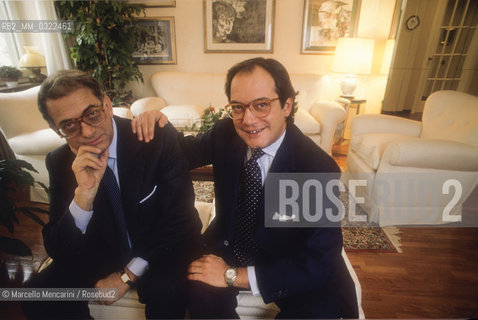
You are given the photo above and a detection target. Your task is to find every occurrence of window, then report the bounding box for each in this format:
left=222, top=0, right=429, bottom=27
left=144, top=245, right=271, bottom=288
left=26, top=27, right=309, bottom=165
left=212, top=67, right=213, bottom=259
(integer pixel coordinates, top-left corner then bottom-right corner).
left=0, top=1, right=20, bottom=66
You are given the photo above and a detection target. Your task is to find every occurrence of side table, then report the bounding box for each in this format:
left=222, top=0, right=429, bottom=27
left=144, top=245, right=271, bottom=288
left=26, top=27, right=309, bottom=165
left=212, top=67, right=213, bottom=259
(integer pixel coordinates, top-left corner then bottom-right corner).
left=335, top=97, right=367, bottom=141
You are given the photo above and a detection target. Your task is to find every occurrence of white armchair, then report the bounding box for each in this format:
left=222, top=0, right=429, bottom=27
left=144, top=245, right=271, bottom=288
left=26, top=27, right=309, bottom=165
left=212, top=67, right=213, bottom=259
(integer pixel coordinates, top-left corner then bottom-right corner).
left=344, top=90, right=478, bottom=226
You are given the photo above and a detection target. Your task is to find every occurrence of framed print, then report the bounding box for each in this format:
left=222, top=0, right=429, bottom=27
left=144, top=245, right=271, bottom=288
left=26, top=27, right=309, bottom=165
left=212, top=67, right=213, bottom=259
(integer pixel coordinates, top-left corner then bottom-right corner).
left=133, top=17, right=177, bottom=65
left=128, top=0, right=176, bottom=7
left=301, top=0, right=361, bottom=54
left=203, top=0, right=275, bottom=53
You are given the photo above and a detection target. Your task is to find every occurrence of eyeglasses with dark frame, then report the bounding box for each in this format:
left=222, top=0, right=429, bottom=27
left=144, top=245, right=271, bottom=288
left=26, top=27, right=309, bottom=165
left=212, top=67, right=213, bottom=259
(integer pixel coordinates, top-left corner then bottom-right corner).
left=225, top=97, right=280, bottom=120
left=56, top=105, right=107, bottom=138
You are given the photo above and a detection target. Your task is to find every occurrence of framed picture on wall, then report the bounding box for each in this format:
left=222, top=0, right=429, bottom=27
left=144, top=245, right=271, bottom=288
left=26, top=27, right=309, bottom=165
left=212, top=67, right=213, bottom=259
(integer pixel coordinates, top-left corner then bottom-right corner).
left=128, top=0, right=176, bottom=7
left=203, top=0, right=275, bottom=53
left=133, top=16, right=177, bottom=65
left=301, top=0, right=361, bottom=54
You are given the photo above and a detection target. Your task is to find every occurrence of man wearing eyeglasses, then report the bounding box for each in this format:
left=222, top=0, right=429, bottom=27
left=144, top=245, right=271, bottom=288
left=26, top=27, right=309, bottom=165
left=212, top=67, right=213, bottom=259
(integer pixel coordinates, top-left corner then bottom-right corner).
left=21, top=70, right=201, bottom=319
left=132, top=58, right=358, bottom=319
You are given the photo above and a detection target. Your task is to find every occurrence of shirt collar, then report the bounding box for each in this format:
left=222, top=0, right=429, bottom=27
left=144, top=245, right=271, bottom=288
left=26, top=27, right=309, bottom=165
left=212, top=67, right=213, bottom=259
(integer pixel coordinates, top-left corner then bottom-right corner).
left=108, top=118, right=117, bottom=160
left=248, top=129, right=286, bottom=159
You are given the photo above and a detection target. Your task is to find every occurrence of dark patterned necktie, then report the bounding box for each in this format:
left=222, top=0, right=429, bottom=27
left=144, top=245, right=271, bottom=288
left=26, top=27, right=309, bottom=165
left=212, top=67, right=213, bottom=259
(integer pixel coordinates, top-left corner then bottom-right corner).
left=103, top=166, right=131, bottom=254
left=233, top=148, right=265, bottom=266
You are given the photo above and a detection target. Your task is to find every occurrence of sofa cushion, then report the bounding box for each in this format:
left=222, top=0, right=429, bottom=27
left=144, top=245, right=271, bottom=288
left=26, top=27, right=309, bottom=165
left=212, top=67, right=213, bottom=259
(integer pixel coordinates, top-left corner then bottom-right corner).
left=130, top=97, right=167, bottom=117
left=294, top=107, right=320, bottom=134
left=161, top=105, right=203, bottom=129
left=350, top=133, right=414, bottom=170
left=9, top=129, right=64, bottom=155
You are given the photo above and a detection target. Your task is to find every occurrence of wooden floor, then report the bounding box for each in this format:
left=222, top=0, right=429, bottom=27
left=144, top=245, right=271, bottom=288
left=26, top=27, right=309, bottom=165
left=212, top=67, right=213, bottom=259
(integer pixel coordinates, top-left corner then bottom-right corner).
left=1, top=140, right=478, bottom=319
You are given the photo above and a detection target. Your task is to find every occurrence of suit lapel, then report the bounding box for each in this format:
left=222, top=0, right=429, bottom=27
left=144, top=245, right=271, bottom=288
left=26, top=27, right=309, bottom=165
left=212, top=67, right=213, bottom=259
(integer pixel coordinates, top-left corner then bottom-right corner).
left=223, top=134, right=248, bottom=239
left=269, top=127, right=296, bottom=174
left=256, top=127, right=297, bottom=251
left=113, top=117, right=144, bottom=247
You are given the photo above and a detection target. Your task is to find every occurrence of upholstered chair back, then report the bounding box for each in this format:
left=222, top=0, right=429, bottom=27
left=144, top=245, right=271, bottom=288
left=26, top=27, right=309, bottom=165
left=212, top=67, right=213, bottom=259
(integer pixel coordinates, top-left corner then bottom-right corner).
left=151, top=71, right=228, bottom=109
left=0, top=86, right=47, bottom=139
left=421, top=90, right=478, bottom=146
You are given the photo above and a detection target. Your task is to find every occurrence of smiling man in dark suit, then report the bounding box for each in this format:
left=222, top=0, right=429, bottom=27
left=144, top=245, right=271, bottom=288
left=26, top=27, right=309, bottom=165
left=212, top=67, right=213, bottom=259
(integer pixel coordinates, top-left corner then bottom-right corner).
left=133, top=57, right=359, bottom=319
left=21, top=70, right=201, bottom=319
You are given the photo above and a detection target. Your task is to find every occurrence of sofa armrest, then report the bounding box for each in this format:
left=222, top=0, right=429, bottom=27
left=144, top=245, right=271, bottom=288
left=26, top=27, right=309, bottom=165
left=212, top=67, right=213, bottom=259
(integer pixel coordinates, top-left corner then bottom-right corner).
left=352, top=114, right=422, bottom=137
left=130, top=97, right=167, bottom=117
left=309, top=100, right=347, bottom=125
left=309, top=100, right=346, bottom=154
left=382, top=139, right=478, bottom=171
left=9, top=129, right=64, bottom=156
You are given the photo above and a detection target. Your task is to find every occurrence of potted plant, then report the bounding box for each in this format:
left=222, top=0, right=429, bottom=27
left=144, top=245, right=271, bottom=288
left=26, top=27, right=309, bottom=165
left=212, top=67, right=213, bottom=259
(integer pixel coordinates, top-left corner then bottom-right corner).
left=0, top=66, right=23, bottom=88
left=198, top=106, right=226, bottom=134
left=0, top=159, right=49, bottom=256
left=55, top=1, right=145, bottom=106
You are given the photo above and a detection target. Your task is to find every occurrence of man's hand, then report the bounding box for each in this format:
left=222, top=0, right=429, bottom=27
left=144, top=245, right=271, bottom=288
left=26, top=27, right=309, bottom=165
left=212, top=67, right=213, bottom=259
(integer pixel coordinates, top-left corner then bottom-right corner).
left=94, top=268, right=137, bottom=305
left=187, top=254, right=229, bottom=288
left=188, top=254, right=251, bottom=289
left=72, top=146, right=108, bottom=211
left=131, top=110, right=168, bottom=143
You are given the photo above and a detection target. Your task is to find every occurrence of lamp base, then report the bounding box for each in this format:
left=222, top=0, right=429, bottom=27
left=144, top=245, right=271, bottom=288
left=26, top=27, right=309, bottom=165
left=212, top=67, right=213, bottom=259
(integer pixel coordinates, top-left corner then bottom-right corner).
left=340, top=74, right=357, bottom=98
left=29, top=67, right=46, bottom=82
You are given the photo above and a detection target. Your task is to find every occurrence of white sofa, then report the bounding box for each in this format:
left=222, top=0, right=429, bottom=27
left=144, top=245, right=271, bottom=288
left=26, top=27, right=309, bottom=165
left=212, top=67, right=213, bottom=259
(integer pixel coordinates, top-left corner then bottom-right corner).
left=0, top=86, right=64, bottom=202
left=90, top=248, right=363, bottom=319
left=89, top=200, right=364, bottom=319
left=0, top=86, right=133, bottom=202
left=87, top=194, right=365, bottom=318
left=344, top=90, right=478, bottom=226
left=131, top=71, right=346, bottom=154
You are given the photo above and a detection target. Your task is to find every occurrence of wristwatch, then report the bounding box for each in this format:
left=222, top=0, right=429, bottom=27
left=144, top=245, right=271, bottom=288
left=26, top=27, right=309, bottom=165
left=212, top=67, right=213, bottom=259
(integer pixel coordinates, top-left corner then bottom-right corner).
left=120, top=270, right=135, bottom=287
left=224, top=266, right=237, bottom=287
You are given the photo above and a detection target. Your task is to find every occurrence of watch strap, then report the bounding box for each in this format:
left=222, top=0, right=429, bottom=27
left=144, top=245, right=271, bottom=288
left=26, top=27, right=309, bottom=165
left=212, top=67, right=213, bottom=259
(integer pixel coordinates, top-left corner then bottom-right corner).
left=120, top=270, right=135, bottom=287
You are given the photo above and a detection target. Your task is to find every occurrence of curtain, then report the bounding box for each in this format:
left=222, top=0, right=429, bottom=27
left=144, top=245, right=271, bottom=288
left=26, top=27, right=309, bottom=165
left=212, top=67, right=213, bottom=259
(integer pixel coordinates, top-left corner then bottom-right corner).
left=33, top=0, right=71, bottom=73
left=2, top=0, right=71, bottom=74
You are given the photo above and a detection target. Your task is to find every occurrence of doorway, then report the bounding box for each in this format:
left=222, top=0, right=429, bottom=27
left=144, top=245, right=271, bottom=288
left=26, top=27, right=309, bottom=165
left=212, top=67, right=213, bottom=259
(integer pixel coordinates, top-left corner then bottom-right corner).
left=382, top=0, right=478, bottom=113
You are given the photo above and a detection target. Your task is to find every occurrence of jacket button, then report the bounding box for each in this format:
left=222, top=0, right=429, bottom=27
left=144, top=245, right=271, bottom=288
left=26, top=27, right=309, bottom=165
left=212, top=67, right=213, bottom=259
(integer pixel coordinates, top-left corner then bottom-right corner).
left=224, top=240, right=229, bottom=246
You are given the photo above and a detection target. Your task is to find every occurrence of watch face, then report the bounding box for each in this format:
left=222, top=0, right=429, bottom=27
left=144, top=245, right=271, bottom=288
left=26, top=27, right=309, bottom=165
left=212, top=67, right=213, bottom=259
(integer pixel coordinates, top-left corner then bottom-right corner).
left=225, top=268, right=236, bottom=279
left=120, top=273, right=130, bottom=282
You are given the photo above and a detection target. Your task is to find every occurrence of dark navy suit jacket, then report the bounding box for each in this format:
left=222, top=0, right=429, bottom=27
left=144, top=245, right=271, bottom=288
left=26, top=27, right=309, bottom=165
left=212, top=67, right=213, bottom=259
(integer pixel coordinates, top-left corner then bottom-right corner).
left=180, top=118, right=358, bottom=318
left=43, top=116, right=201, bottom=287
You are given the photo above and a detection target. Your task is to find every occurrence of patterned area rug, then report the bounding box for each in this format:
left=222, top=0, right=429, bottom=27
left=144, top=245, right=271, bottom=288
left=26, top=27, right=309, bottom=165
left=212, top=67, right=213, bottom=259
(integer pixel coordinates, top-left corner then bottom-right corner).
left=193, top=181, right=401, bottom=252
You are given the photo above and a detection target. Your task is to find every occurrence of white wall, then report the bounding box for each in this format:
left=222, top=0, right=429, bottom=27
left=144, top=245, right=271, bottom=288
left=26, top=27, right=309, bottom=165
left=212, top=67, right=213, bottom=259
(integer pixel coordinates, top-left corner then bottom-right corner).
left=129, top=0, right=397, bottom=114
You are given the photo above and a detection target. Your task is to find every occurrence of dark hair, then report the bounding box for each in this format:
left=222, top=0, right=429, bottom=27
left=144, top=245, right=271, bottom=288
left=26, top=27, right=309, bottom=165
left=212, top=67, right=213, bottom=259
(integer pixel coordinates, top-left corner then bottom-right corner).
left=38, top=69, right=104, bottom=126
left=225, top=57, right=298, bottom=125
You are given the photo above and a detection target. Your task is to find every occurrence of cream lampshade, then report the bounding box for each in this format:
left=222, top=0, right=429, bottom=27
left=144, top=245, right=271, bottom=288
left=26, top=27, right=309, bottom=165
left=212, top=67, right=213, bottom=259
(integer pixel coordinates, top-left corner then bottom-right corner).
left=19, top=46, right=47, bottom=81
left=332, top=38, right=374, bottom=98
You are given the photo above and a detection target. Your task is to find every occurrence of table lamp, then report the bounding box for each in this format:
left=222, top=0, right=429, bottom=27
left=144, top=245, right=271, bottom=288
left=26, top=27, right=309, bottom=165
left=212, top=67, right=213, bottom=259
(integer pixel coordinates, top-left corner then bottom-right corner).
left=19, top=46, right=47, bottom=82
left=332, top=38, right=374, bottom=98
